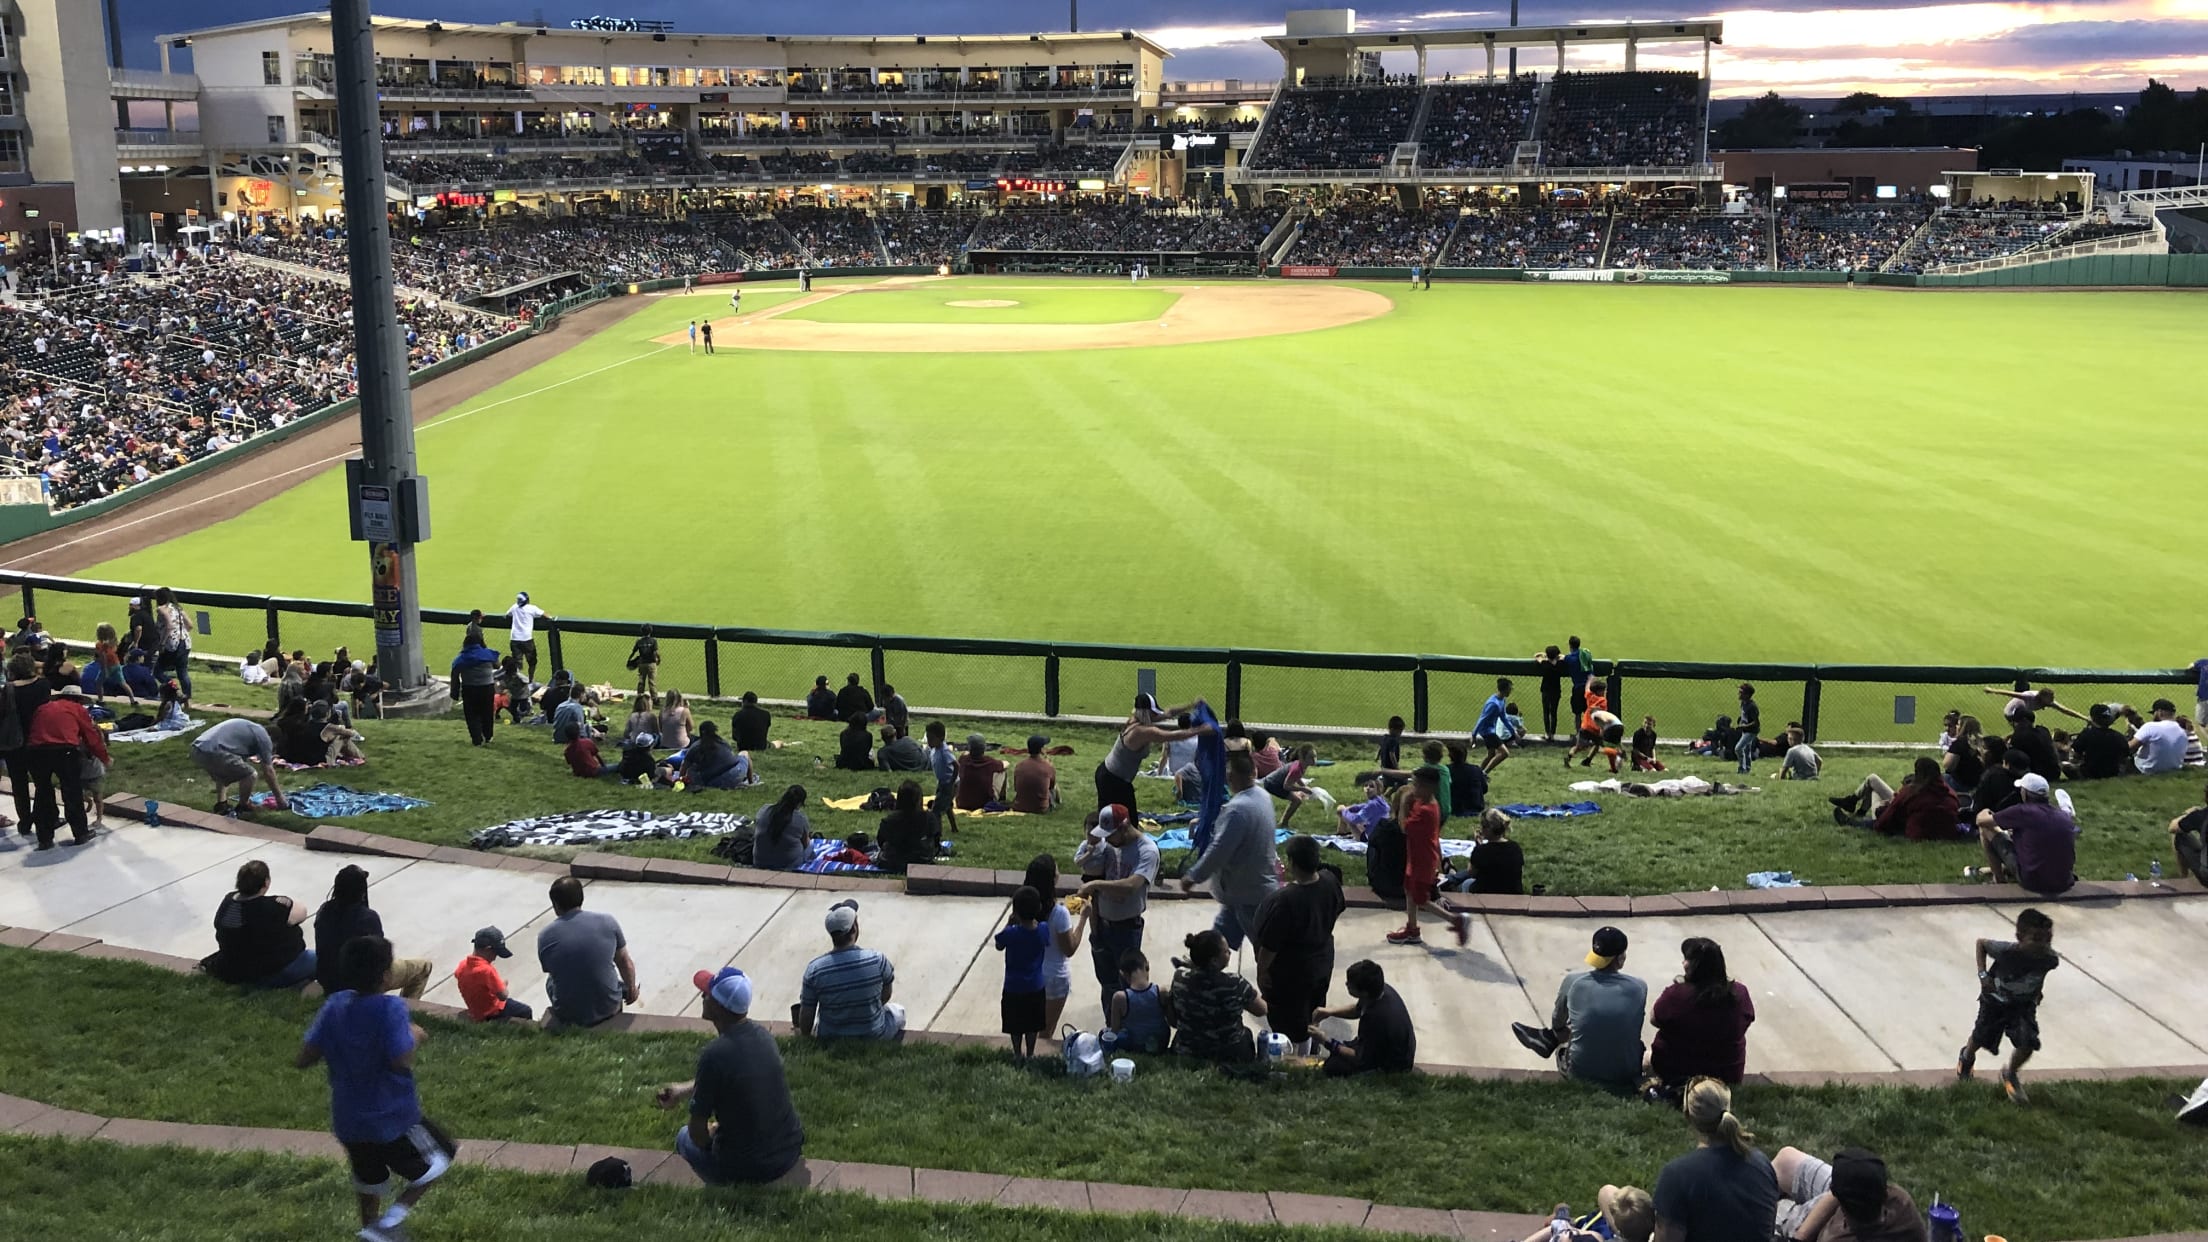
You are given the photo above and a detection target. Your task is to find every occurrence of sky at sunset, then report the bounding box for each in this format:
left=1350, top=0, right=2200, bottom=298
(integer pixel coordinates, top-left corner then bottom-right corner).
left=119, top=0, right=2208, bottom=98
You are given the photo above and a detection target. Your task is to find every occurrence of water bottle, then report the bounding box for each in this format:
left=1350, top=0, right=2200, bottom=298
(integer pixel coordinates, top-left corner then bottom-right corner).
left=813, top=756, right=824, bottom=771
left=1926, top=1198, right=1961, bottom=1242
left=2150, top=860, right=2164, bottom=885
left=143, top=799, right=160, bottom=827
left=1549, top=1205, right=1573, bottom=1240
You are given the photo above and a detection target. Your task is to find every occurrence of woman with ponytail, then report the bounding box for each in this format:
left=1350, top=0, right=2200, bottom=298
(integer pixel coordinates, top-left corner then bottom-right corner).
left=1650, top=1077, right=1779, bottom=1241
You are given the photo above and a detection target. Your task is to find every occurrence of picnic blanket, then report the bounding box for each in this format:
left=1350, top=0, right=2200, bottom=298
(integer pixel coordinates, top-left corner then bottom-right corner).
left=1748, top=871, right=1806, bottom=889
left=1569, top=777, right=1757, bottom=798
left=796, top=838, right=887, bottom=876
left=1190, top=701, right=1226, bottom=856
left=1497, top=801, right=1604, bottom=818
left=274, top=756, right=368, bottom=772
left=109, top=718, right=207, bottom=744
left=1319, top=835, right=1480, bottom=860
left=469, top=809, right=752, bottom=849
left=247, top=783, right=428, bottom=818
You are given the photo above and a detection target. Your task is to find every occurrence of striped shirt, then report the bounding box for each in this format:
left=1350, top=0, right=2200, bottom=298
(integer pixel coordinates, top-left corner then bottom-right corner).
left=799, top=945, right=896, bottom=1039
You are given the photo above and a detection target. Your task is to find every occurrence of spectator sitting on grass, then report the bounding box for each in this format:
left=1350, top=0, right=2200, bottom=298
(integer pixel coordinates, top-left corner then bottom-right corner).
left=1770, top=1145, right=1924, bottom=1242
left=2169, top=781, right=2208, bottom=886
left=656, top=967, right=805, bottom=1185
left=564, top=732, right=608, bottom=779
left=270, top=698, right=325, bottom=766
left=1652, top=1078, right=1780, bottom=1240
left=1511, top=926, right=1648, bottom=1094
left=122, top=649, right=161, bottom=701
left=2008, top=708, right=2061, bottom=781
left=207, top=858, right=316, bottom=988
left=1976, top=774, right=2077, bottom=895
left=956, top=732, right=1007, bottom=810
left=496, top=656, right=529, bottom=726
left=677, top=722, right=752, bottom=790
left=1445, top=741, right=1490, bottom=818
left=536, top=876, right=638, bottom=1030
left=1519, top=1186, right=1656, bottom=1242
left=873, top=780, right=941, bottom=874
left=2068, top=703, right=2130, bottom=780
left=1971, top=741, right=2025, bottom=817
left=834, top=713, right=875, bottom=771
left=537, top=670, right=575, bottom=719
left=2131, top=699, right=2192, bottom=776
left=799, top=899, right=904, bottom=1042
left=622, top=695, right=658, bottom=747
left=312, top=864, right=430, bottom=1000
left=835, top=672, right=874, bottom=721
left=295, top=934, right=454, bottom=1242
left=1647, top=938, right=1754, bottom=1094
left=1011, top=734, right=1058, bottom=813
left=313, top=702, right=365, bottom=766
left=876, top=726, right=927, bottom=772
left=1777, top=729, right=1820, bottom=780
left=1444, top=809, right=1523, bottom=894
left=454, top=927, right=532, bottom=1022
left=1314, top=958, right=1415, bottom=1076
left=1107, top=949, right=1170, bottom=1053
left=752, top=784, right=812, bottom=871
left=733, top=691, right=772, bottom=751
left=803, top=676, right=836, bottom=720
left=1829, top=757, right=1958, bottom=839
left=1168, top=928, right=1265, bottom=1064
left=551, top=687, right=597, bottom=745
left=1944, top=715, right=1985, bottom=790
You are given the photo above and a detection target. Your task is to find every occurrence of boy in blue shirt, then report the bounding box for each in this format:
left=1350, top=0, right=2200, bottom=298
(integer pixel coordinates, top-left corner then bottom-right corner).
left=296, top=935, right=455, bottom=1242
left=994, top=886, right=1052, bottom=1061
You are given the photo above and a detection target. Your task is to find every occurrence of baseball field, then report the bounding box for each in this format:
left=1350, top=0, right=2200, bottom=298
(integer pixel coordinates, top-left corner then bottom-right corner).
left=32, top=275, right=2208, bottom=692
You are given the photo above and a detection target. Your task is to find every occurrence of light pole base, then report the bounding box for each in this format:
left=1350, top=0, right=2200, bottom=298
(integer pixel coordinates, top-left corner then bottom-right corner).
left=378, top=680, right=454, bottom=720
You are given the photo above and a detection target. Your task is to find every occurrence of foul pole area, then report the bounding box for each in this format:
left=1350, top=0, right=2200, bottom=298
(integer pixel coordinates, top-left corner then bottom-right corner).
left=332, top=0, right=449, bottom=716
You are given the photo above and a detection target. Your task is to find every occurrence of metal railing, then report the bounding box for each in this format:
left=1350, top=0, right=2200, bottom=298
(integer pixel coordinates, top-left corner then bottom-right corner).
left=1931, top=225, right=2166, bottom=276
left=3, top=569, right=2192, bottom=746
left=114, top=128, right=204, bottom=148
left=107, top=67, right=201, bottom=97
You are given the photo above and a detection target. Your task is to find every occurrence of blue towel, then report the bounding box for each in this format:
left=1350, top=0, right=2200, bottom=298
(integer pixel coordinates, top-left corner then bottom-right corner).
left=1497, top=801, right=1604, bottom=818
left=1190, top=701, right=1226, bottom=857
left=795, top=838, right=887, bottom=876
left=1153, top=826, right=1292, bottom=854
left=1747, top=870, right=1804, bottom=888
left=249, top=783, right=428, bottom=818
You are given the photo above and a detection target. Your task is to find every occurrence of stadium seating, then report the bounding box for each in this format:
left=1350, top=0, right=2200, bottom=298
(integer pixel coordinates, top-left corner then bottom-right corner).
left=1887, top=208, right=2071, bottom=273
left=1608, top=210, right=1768, bottom=270
left=1539, top=70, right=1705, bottom=168
left=876, top=210, right=984, bottom=266
left=0, top=252, right=516, bottom=508
left=1776, top=203, right=1933, bottom=272
left=1416, top=78, right=1539, bottom=170
left=1441, top=208, right=1605, bottom=269
left=1284, top=202, right=1453, bottom=267
left=770, top=206, right=882, bottom=267
left=1245, top=84, right=1422, bottom=171
left=968, top=203, right=1208, bottom=251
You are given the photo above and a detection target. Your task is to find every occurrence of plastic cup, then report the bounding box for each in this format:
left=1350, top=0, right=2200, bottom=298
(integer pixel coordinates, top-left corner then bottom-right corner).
left=1984, top=1236, right=2007, bottom=1242
left=1109, top=1057, right=1135, bottom=1083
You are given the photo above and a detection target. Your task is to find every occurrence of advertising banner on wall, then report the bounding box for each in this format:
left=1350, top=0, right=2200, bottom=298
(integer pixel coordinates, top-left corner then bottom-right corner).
left=1279, top=265, right=1339, bottom=278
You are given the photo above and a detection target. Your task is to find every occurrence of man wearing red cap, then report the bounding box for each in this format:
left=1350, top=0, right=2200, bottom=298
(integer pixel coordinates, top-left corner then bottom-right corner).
left=1075, top=803, right=1160, bottom=1021
left=657, top=966, right=804, bottom=1185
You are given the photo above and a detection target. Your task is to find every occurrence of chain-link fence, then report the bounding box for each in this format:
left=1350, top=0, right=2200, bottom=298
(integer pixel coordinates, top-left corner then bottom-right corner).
left=4, top=570, right=2194, bottom=743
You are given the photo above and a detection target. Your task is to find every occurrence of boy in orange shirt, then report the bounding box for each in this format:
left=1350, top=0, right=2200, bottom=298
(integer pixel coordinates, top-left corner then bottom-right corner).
left=454, top=927, right=533, bottom=1022
left=1565, top=677, right=1618, bottom=769
left=1387, top=767, right=1470, bottom=947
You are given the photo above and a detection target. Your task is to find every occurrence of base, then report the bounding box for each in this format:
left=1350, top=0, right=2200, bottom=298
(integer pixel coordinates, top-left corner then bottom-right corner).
left=377, top=680, right=454, bottom=720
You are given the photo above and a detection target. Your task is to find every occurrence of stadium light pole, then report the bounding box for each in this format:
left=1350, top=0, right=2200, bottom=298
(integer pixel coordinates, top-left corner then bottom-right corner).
left=331, top=0, right=448, bottom=716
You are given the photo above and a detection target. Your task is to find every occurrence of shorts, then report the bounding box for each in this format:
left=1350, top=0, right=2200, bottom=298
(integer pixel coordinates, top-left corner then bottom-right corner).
left=1001, top=989, right=1046, bottom=1036
left=1775, top=1155, right=1835, bottom=1235
left=1968, top=993, right=2041, bottom=1055
left=343, top=1119, right=456, bottom=1194
left=1985, top=830, right=2019, bottom=875
left=1404, top=868, right=1438, bottom=906
left=510, top=638, right=538, bottom=659
left=1481, top=736, right=1508, bottom=754
left=1601, top=724, right=1625, bottom=745
left=189, top=746, right=256, bottom=785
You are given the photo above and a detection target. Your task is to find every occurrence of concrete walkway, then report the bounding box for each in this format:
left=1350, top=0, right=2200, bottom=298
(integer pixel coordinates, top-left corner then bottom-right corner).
left=3, top=823, right=2206, bottom=1077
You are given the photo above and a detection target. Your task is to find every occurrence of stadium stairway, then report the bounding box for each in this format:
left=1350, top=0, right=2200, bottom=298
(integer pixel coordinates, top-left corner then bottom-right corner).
left=1882, top=212, right=1940, bottom=272
left=3, top=812, right=2205, bottom=1081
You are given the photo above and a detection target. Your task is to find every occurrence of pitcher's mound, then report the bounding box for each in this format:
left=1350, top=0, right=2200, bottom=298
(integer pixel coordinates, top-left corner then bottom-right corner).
left=947, top=299, right=1019, bottom=308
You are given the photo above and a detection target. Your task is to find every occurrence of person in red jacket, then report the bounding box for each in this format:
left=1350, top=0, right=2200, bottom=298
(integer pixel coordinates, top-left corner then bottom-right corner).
left=1828, top=756, right=1961, bottom=841
left=27, top=684, right=110, bottom=849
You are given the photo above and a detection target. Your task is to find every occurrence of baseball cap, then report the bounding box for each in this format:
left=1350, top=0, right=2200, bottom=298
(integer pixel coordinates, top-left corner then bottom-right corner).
left=825, top=898, right=861, bottom=934
left=1094, top=803, right=1133, bottom=837
left=472, top=927, right=513, bottom=959
left=1828, top=1148, right=1888, bottom=1217
left=516, top=591, right=529, bottom=604
left=1027, top=734, right=1050, bottom=751
left=2152, top=698, right=2177, bottom=714
left=128, top=595, right=142, bottom=606
left=2017, top=773, right=2051, bottom=798
left=966, top=732, right=987, bottom=749
left=692, top=966, right=753, bottom=1014
left=1586, top=926, right=1629, bottom=968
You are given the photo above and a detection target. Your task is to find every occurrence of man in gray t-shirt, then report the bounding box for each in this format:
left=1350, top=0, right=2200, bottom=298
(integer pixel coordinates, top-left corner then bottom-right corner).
left=1075, top=804, right=1161, bottom=1021
left=1511, top=926, right=1648, bottom=1093
left=1180, top=754, right=1281, bottom=950
left=535, top=878, right=637, bottom=1029
left=189, top=717, right=288, bottom=814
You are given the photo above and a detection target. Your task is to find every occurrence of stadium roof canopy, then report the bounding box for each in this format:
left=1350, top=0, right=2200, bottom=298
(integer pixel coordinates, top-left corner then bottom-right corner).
left=1263, top=19, right=1723, bottom=55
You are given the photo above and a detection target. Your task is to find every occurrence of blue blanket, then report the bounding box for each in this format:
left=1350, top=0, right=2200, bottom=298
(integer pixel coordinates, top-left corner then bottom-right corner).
left=1497, top=801, right=1604, bottom=818
left=249, top=783, right=429, bottom=818
left=795, top=838, right=887, bottom=876
left=1190, top=701, right=1226, bottom=857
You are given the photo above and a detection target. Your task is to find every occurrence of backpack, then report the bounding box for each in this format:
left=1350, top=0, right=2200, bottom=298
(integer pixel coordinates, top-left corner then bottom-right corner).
left=710, top=824, right=757, bottom=866
left=0, top=680, right=21, bottom=752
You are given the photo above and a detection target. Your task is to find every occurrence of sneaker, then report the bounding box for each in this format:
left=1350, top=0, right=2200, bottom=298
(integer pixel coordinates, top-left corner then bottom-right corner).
left=211, top=800, right=232, bottom=816
left=2000, top=1068, right=2029, bottom=1105
left=1384, top=926, right=1423, bottom=945
left=1956, top=1044, right=1976, bottom=1080
left=358, top=1224, right=409, bottom=1242
left=1511, top=1021, right=1559, bottom=1059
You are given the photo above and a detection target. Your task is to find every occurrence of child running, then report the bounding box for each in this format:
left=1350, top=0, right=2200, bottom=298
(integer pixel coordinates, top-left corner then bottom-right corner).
left=1957, top=907, right=2059, bottom=1104
left=993, top=886, right=1052, bottom=1061
left=1565, top=678, right=1616, bottom=768
left=1386, top=766, right=1470, bottom=947
left=295, top=935, right=456, bottom=1242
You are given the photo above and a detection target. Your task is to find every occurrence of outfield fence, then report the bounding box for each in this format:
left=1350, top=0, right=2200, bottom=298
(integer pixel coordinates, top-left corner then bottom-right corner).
left=4, top=570, right=2194, bottom=747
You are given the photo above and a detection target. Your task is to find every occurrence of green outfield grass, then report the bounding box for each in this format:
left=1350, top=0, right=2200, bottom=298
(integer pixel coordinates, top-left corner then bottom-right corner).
left=40, top=281, right=2208, bottom=719
left=779, top=283, right=1181, bottom=323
